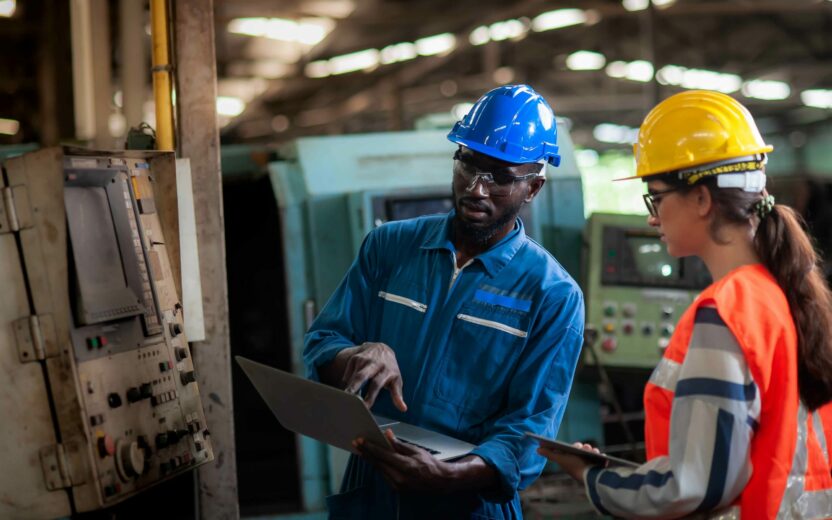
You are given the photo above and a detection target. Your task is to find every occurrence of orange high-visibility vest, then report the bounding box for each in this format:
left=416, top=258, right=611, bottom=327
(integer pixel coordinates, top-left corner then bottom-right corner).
left=644, top=264, right=832, bottom=519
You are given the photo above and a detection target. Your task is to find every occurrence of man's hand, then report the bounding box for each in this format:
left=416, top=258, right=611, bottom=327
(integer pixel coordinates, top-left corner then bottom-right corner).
left=337, top=342, right=407, bottom=411
left=354, top=430, right=455, bottom=493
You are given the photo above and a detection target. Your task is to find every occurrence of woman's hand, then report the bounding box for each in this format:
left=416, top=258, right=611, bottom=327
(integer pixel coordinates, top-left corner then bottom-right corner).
left=537, top=442, right=602, bottom=483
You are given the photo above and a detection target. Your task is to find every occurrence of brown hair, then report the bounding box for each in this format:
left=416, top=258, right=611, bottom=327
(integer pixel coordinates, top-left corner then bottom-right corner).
left=666, top=175, right=832, bottom=410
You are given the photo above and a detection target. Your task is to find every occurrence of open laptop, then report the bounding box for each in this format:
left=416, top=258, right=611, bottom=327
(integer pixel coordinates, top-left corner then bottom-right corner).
left=236, top=356, right=476, bottom=461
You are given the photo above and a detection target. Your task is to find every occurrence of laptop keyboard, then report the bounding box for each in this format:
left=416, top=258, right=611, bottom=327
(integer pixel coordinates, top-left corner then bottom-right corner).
left=398, top=437, right=441, bottom=455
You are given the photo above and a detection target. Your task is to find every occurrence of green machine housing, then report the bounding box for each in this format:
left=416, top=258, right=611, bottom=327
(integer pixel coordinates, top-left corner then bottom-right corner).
left=583, top=213, right=711, bottom=368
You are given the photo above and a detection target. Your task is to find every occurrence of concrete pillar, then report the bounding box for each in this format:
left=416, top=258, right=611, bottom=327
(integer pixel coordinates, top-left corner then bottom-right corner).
left=172, top=1, right=240, bottom=518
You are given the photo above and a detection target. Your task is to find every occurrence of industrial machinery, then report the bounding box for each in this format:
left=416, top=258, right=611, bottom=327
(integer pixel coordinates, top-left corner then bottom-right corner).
left=0, top=148, right=213, bottom=518
left=583, top=212, right=711, bottom=369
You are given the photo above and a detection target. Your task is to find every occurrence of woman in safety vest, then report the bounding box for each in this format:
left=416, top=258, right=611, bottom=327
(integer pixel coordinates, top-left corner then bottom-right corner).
left=540, top=90, right=832, bottom=518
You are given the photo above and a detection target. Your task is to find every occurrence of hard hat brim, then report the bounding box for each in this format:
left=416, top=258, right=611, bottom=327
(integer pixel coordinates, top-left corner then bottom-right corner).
left=618, top=144, right=774, bottom=182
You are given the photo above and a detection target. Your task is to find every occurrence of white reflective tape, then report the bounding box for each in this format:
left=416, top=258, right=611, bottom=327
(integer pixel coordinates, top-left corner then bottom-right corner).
left=648, top=357, right=682, bottom=392
left=813, top=412, right=829, bottom=466
left=795, top=489, right=832, bottom=519
left=378, top=291, right=427, bottom=313
left=456, top=313, right=527, bottom=338
left=778, top=404, right=809, bottom=518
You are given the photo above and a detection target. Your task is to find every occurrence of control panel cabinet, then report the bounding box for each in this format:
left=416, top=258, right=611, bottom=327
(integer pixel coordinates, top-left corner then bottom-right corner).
left=0, top=148, right=213, bottom=517
left=584, top=213, right=712, bottom=368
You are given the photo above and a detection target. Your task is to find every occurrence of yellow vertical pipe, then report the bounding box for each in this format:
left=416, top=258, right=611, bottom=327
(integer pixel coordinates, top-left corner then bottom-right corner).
left=150, top=0, right=174, bottom=150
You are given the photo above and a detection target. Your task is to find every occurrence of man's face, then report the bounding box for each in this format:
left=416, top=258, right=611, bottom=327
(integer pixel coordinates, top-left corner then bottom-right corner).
left=451, top=147, right=544, bottom=245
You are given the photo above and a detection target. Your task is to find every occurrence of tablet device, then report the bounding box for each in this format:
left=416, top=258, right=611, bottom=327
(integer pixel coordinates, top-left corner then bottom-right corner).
left=525, top=432, right=639, bottom=468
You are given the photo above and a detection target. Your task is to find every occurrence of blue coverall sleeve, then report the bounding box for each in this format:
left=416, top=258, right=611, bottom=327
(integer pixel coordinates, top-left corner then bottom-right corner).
left=303, top=229, right=382, bottom=382
left=471, top=286, right=585, bottom=502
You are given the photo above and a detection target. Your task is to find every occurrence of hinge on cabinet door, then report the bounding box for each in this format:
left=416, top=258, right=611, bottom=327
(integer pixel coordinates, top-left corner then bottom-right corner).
left=14, top=314, right=59, bottom=362
left=0, top=185, right=32, bottom=233
left=40, top=440, right=88, bottom=490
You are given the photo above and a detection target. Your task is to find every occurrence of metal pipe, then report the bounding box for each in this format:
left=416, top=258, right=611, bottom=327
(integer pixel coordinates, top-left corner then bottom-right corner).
left=150, top=0, right=174, bottom=150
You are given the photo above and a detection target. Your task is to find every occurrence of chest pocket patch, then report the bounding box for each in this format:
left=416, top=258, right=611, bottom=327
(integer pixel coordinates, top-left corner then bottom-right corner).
left=436, top=300, right=531, bottom=421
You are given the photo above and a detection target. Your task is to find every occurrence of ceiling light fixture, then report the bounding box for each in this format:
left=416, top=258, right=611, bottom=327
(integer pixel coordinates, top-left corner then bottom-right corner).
left=741, top=79, right=791, bottom=101
left=531, top=9, right=587, bottom=32
left=216, top=97, right=246, bottom=117
left=801, top=89, right=832, bottom=109
left=656, top=64, right=741, bottom=93
left=380, top=42, right=418, bottom=65
left=622, top=0, right=649, bottom=12
left=0, top=0, right=15, bottom=17
left=415, top=33, right=456, bottom=56
left=328, top=49, right=380, bottom=75
left=605, top=60, right=654, bottom=82
left=566, top=50, right=606, bottom=71
left=227, top=17, right=334, bottom=46
left=0, top=117, right=20, bottom=135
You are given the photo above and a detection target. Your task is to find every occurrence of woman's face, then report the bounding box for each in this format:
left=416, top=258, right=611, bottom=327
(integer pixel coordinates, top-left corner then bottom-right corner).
left=645, top=179, right=707, bottom=258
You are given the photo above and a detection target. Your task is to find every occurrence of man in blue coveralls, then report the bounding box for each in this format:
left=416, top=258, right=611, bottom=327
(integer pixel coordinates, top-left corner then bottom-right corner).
left=303, top=84, right=585, bottom=519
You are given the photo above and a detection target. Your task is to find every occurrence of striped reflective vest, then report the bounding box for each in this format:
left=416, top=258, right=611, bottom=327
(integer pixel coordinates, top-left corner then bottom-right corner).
left=644, top=264, right=832, bottom=519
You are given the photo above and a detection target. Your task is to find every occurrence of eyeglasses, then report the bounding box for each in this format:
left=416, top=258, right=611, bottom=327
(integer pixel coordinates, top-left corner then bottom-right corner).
left=453, top=150, right=542, bottom=196
left=643, top=187, right=684, bottom=217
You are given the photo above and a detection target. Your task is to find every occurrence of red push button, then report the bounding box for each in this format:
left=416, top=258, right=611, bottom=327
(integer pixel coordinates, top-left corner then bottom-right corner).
left=98, top=435, right=116, bottom=458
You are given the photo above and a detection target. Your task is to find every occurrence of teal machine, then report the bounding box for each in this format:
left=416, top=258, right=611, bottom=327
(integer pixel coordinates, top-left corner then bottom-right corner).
left=223, top=123, right=596, bottom=516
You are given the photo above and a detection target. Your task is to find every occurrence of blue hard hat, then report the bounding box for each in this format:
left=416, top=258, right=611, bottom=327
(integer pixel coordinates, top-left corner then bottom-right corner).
left=447, top=84, right=561, bottom=167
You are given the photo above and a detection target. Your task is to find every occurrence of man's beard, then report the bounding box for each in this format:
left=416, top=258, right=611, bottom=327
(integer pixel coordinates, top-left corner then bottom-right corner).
left=452, top=183, right=524, bottom=246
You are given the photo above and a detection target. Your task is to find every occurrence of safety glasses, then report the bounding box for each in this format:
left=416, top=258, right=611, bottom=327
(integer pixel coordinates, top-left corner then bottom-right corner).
left=643, top=186, right=684, bottom=217
left=453, top=150, right=542, bottom=196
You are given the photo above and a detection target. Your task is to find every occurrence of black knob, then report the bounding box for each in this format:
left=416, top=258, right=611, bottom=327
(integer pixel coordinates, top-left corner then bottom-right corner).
left=166, top=430, right=179, bottom=444
left=174, top=347, right=189, bottom=362
left=180, top=371, right=196, bottom=385
left=126, top=387, right=142, bottom=403
left=170, top=323, right=183, bottom=337
left=107, top=392, right=122, bottom=408
left=140, top=383, right=153, bottom=399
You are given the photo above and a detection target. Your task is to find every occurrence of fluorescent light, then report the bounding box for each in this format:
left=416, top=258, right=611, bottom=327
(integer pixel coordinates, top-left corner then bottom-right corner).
left=305, top=60, right=330, bottom=78
left=742, top=80, right=791, bottom=101
left=216, top=96, right=245, bottom=117
left=380, top=42, right=417, bottom=65
left=470, top=26, right=490, bottom=46
left=656, top=64, right=740, bottom=93
left=623, top=0, right=675, bottom=10
left=594, top=123, right=639, bottom=144
left=622, top=0, right=649, bottom=11
left=328, top=49, right=379, bottom=75
left=801, top=89, right=832, bottom=109
left=566, top=50, right=606, bottom=71
left=452, top=103, right=474, bottom=120
left=489, top=19, right=526, bottom=42
left=0, top=0, right=15, bottom=17
left=0, top=118, right=20, bottom=135
left=605, top=60, right=653, bottom=82
left=227, top=17, right=333, bottom=45
left=415, top=33, right=456, bottom=56
left=532, top=9, right=587, bottom=32
left=652, top=0, right=676, bottom=8
left=303, top=0, right=355, bottom=19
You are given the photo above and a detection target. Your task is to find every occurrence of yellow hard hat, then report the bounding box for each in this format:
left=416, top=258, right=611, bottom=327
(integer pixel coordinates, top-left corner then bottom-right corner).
left=625, top=90, right=773, bottom=181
